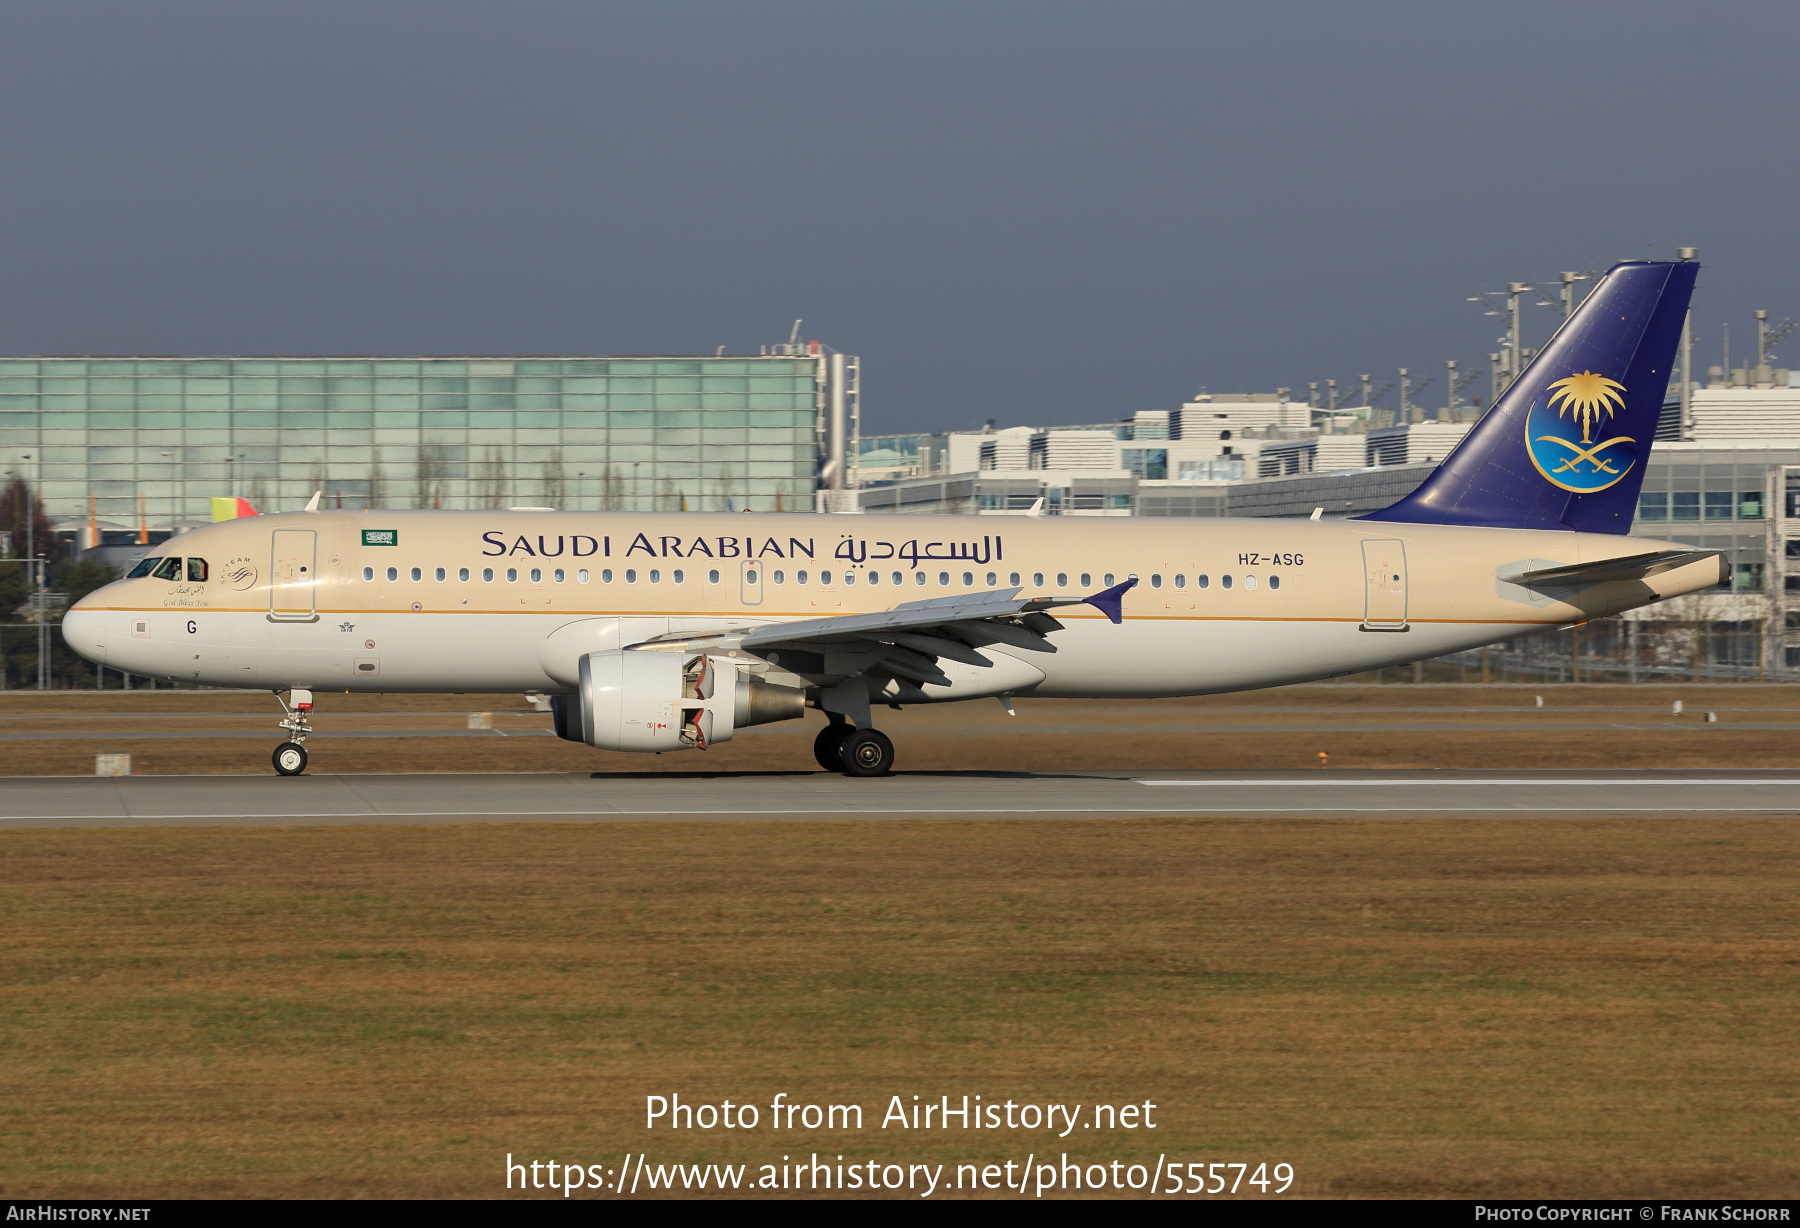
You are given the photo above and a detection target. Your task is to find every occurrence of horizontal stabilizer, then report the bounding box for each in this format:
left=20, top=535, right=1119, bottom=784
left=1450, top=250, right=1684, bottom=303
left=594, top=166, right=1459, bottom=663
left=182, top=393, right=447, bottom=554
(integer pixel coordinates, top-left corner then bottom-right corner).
left=1496, top=550, right=1725, bottom=588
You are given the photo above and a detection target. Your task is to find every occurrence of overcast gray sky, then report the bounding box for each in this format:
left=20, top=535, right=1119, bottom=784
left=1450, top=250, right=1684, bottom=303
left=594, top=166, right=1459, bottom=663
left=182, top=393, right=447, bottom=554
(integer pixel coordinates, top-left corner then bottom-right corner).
left=0, top=1, right=1793, bottom=432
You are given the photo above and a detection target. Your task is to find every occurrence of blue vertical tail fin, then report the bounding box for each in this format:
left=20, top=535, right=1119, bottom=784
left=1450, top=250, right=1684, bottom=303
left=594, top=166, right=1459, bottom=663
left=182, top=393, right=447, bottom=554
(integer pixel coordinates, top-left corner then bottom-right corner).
left=1363, top=259, right=1697, bottom=535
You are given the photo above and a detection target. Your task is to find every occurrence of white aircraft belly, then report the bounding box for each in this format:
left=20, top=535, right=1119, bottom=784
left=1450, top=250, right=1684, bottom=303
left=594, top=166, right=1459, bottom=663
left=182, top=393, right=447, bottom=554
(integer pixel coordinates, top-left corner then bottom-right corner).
left=1027, top=616, right=1524, bottom=698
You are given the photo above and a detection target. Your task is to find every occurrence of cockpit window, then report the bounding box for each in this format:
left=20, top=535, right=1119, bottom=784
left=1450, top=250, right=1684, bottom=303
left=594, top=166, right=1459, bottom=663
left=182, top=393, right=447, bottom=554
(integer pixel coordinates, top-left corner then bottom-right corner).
left=150, top=558, right=182, bottom=581
left=186, top=558, right=208, bottom=582
left=126, top=557, right=162, bottom=579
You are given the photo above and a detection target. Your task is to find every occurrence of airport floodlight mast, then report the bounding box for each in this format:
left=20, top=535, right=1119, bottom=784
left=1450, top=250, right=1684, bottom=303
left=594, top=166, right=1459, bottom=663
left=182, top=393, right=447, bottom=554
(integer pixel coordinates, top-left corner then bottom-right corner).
left=1451, top=361, right=1483, bottom=413
left=1755, top=311, right=1799, bottom=368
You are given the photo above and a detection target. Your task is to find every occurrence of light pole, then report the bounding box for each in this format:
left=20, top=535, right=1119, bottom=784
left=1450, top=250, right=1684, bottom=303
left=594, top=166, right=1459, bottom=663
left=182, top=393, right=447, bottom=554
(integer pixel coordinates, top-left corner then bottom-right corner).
left=1507, top=282, right=1530, bottom=388
left=1559, top=271, right=1586, bottom=321
left=633, top=461, right=642, bottom=512
left=1445, top=359, right=1457, bottom=418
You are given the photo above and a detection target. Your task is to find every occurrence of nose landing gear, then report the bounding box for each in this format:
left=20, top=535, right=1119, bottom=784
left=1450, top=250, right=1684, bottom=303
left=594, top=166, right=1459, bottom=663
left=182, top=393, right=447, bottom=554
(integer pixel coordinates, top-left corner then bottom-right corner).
left=273, top=688, right=314, bottom=776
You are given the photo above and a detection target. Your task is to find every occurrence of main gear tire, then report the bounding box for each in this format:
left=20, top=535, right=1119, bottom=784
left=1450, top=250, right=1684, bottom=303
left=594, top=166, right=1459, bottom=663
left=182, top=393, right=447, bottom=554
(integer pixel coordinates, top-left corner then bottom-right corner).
left=273, top=741, right=309, bottom=776
left=813, top=723, right=853, bottom=772
left=841, top=728, right=895, bottom=777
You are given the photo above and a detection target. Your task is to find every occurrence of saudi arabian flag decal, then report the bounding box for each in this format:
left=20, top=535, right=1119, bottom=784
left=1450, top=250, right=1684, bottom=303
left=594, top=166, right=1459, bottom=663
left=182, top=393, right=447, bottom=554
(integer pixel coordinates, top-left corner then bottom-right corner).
left=361, top=529, right=398, bottom=546
left=1525, top=370, right=1638, bottom=494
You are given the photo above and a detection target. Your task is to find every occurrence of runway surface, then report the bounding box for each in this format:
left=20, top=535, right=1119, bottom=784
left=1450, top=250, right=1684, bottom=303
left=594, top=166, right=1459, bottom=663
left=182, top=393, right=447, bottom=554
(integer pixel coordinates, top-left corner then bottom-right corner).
left=3, top=770, right=1800, bottom=827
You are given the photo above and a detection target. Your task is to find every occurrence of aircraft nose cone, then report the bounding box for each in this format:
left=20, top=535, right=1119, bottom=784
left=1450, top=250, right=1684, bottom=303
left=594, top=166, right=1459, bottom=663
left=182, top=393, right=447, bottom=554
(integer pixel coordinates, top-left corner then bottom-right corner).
left=60, top=605, right=107, bottom=665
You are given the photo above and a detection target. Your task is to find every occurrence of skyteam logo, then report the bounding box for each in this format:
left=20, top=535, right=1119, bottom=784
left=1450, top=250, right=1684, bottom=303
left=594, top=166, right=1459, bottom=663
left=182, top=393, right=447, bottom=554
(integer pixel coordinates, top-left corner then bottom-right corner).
left=1525, top=370, right=1637, bottom=493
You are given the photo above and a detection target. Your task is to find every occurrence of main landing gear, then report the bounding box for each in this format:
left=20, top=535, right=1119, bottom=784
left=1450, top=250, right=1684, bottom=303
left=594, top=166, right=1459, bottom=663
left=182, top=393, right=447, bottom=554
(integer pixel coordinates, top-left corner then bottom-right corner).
left=273, top=688, right=314, bottom=776
left=813, top=717, right=895, bottom=777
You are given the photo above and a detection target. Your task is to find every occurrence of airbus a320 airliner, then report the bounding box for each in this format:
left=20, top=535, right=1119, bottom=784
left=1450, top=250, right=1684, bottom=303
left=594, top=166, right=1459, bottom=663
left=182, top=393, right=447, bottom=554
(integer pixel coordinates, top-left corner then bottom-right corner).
left=63, top=260, right=1720, bottom=777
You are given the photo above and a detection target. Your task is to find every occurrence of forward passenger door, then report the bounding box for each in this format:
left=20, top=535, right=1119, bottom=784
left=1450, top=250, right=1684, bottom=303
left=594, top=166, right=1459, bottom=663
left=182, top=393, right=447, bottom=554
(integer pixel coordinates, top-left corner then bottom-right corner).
left=270, top=529, right=317, bottom=620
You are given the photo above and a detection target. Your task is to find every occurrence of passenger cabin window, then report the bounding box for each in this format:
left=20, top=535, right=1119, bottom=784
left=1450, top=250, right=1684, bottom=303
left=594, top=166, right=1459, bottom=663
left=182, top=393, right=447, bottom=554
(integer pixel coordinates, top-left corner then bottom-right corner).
left=1197, top=574, right=1210, bottom=589
left=1103, top=573, right=1114, bottom=586
left=435, top=567, right=446, bottom=582
left=127, top=557, right=162, bottom=579
left=773, top=570, right=786, bottom=584
left=1056, top=573, right=1067, bottom=588
left=1033, top=572, right=1044, bottom=587
left=1151, top=574, right=1162, bottom=589
left=530, top=567, right=542, bottom=583
left=410, top=567, right=422, bottom=582
left=601, top=568, right=613, bottom=582
left=577, top=569, right=589, bottom=583
left=458, top=567, right=470, bottom=582
left=843, top=571, right=855, bottom=585
left=1221, top=574, right=1233, bottom=590
left=363, top=566, right=374, bottom=582
left=913, top=571, right=925, bottom=585
left=795, top=570, right=807, bottom=584
left=672, top=569, right=684, bottom=583
left=1269, top=574, right=1281, bottom=590
left=1079, top=573, right=1091, bottom=588
left=186, top=559, right=208, bottom=582
left=708, top=569, right=721, bottom=584
left=150, top=557, right=182, bottom=581
left=891, top=571, right=902, bottom=585
left=553, top=568, right=565, bottom=583
left=482, top=567, right=494, bottom=582
left=1175, top=574, right=1187, bottom=589
left=386, top=567, right=398, bottom=582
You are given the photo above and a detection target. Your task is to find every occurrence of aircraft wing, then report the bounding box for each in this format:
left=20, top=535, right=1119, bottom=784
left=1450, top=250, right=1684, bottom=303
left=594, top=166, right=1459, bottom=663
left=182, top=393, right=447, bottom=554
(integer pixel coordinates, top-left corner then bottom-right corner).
left=1496, top=550, right=1725, bottom=587
left=630, top=577, right=1138, bottom=683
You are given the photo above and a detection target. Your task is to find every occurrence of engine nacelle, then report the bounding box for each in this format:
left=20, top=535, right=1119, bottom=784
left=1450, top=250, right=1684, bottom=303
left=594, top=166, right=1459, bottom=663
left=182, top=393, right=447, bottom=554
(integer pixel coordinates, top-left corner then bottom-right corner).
left=550, top=650, right=805, bottom=752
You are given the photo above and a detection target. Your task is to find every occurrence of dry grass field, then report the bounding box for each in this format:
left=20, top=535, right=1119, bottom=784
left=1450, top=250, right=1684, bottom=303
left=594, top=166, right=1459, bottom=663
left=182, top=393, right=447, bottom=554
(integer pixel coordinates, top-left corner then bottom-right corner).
left=1, top=817, right=1797, bottom=1198
left=2, top=685, right=1798, bottom=1199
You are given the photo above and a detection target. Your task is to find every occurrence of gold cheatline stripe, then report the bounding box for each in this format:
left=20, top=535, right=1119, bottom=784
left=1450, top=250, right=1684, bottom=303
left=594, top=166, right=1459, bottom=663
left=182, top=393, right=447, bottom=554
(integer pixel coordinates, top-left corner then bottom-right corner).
left=83, top=603, right=1566, bottom=627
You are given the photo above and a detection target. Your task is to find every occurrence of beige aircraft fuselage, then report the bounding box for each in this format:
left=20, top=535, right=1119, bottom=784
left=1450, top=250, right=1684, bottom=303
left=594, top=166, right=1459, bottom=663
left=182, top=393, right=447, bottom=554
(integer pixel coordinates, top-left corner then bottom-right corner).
left=64, top=509, right=1722, bottom=701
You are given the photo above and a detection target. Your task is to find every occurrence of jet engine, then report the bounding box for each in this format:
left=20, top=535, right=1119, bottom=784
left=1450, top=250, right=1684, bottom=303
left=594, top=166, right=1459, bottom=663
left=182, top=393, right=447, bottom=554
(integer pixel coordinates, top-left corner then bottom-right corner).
left=550, top=650, right=805, bottom=752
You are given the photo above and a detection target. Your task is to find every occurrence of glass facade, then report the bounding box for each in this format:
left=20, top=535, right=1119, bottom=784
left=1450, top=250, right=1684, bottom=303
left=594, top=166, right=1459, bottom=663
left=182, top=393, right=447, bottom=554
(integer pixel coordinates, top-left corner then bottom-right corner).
left=0, top=356, right=823, bottom=526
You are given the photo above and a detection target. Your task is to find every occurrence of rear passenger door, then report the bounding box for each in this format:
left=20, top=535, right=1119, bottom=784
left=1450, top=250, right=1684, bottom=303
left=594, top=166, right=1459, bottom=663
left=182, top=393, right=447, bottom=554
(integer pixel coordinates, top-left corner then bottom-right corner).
left=1360, top=538, right=1407, bottom=630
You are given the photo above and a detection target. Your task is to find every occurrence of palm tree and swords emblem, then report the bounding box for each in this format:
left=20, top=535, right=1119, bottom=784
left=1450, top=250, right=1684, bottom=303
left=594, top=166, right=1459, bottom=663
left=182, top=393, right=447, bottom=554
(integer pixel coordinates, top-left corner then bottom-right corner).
left=1528, top=370, right=1634, bottom=491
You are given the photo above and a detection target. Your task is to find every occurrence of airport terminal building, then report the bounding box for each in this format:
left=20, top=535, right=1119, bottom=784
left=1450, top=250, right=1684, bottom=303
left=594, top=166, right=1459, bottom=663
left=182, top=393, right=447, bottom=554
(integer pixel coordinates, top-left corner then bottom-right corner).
left=0, top=350, right=853, bottom=541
